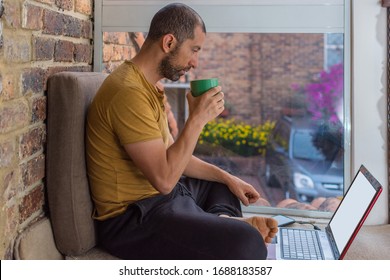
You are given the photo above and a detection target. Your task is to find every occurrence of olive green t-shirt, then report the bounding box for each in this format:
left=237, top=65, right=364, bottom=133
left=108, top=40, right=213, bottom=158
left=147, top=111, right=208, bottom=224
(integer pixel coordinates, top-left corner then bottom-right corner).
left=86, top=61, right=169, bottom=221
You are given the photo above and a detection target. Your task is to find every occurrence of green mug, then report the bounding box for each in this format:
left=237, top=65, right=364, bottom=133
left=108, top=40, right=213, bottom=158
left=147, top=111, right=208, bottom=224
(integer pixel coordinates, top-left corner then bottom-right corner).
left=190, top=78, right=219, bottom=97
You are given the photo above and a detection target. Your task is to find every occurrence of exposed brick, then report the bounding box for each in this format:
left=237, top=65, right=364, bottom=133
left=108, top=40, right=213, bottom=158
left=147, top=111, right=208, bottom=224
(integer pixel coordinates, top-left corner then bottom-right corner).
left=20, top=154, right=45, bottom=187
left=3, top=34, right=31, bottom=63
left=193, top=33, right=324, bottom=123
left=0, top=0, right=94, bottom=260
left=0, top=99, right=29, bottom=133
left=102, top=44, right=113, bottom=62
left=75, top=0, right=92, bottom=15
left=22, top=68, right=47, bottom=95
left=0, top=139, right=15, bottom=168
left=56, top=0, right=73, bottom=11
left=74, top=43, right=91, bottom=63
left=19, top=184, right=44, bottom=223
left=19, top=125, right=46, bottom=160
left=42, top=9, right=64, bottom=36
left=5, top=204, right=18, bottom=243
left=103, top=32, right=114, bottom=44
left=23, top=3, right=44, bottom=30
left=0, top=73, right=15, bottom=101
left=103, top=32, right=131, bottom=45
left=81, top=19, right=92, bottom=39
left=35, top=0, right=55, bottom=4
left=31, top=95, right=47, bottom=123
left=63, top=16, right=82, bottom=38
left=54, top=40, right=74, bottom=62
left=103, top=61, right=124, bottom=74
left=122, top=46, right=134, bottom=61
left=103, top=44, right=133, bottom=62
left=3, top=169, right=22, bottom=201
left=3, top=0, right=21, bottom=29
left=43, top=9, right=91, bottom=39
left=33, top=36, right=55, bottom=61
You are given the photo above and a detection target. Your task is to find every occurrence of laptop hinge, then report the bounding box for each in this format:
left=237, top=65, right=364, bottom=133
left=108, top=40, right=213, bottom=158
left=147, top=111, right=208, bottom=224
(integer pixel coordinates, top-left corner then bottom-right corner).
left=325, top=226, right=340, bottom=259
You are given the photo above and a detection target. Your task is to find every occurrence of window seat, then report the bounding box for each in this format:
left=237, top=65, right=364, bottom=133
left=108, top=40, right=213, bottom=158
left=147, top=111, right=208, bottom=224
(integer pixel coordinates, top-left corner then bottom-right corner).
left=13, top=71, right=389, bottom=260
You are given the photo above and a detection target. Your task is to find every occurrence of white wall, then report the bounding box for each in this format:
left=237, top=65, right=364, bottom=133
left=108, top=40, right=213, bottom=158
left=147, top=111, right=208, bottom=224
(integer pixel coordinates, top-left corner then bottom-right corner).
left=352, top=0, right=388, bottom=224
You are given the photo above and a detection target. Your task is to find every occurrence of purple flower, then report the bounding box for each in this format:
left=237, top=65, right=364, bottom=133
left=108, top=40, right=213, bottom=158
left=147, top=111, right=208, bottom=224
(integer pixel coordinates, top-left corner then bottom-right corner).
left=302, top=63, right=343, bottom=124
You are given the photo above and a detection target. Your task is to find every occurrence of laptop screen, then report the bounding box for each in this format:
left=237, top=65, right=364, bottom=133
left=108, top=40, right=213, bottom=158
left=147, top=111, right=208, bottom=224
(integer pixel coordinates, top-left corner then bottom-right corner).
left=328, top=168, right=381, bottom=255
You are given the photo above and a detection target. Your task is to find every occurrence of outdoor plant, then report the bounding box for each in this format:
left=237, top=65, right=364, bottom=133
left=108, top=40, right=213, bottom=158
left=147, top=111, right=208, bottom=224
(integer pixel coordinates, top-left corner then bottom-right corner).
left=197, top=118, right=275, bottom=157
left=291, top=63, right=344, bottom=124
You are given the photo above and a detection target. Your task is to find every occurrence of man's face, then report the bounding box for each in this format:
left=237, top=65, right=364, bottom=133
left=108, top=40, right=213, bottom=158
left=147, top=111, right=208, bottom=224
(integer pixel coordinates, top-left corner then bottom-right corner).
left=159, top=26, right=206, bottom=81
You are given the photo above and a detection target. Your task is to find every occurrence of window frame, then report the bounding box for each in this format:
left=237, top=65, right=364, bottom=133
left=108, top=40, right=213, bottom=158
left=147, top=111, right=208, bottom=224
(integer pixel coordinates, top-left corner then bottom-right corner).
left=94, top=0, right=352, bottom=218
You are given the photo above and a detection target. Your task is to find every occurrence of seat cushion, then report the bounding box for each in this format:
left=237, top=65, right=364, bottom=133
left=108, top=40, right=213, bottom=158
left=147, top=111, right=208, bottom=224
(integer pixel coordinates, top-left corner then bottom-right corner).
left=344, top=224, right=390, bottom=259
left=46, top=72, right=107, bottom=255
left=14, top=218, right=64, bottom=260
left=65, top=247, right=120, bottom=260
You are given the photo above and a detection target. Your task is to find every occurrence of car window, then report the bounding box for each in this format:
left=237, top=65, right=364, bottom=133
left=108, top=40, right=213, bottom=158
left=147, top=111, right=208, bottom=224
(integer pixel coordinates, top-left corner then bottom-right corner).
left=292, top=130, right=326, bottom=161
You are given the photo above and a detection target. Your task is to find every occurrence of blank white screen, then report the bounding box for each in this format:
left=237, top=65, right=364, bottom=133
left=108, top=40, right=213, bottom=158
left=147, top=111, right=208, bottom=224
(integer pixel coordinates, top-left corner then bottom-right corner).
left=329, top=172, right=376, bottom=252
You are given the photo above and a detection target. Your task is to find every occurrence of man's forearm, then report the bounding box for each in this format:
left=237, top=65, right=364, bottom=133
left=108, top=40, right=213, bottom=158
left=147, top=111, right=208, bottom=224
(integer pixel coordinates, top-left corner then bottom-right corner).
left=183, top=155, right=231, bottom=184
left=163, top=118, right=205, bottom=189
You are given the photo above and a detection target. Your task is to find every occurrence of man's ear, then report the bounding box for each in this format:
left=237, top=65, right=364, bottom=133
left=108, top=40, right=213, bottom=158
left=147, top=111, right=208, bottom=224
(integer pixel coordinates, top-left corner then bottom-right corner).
left=161, top=34, right=177, bottom=53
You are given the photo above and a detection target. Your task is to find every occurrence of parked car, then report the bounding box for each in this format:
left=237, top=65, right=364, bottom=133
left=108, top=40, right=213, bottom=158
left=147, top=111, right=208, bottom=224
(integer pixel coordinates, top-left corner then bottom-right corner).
left=264, top=116, right=344, bottom=202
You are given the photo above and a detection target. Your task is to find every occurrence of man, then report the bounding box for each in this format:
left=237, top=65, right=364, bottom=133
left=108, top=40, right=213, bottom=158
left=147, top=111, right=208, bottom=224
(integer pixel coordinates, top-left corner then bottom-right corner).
left=86, top=3, right=277, bottom=260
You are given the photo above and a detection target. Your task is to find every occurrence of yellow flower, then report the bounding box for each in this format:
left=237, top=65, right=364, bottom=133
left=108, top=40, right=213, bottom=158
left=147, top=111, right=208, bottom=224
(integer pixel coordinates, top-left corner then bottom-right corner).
left=197, top=118, right=275, bottom=156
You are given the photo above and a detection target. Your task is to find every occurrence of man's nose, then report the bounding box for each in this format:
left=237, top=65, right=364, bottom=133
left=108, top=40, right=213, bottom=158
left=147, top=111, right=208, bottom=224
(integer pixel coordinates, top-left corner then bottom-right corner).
left=189, top=54, right=199, bottom=69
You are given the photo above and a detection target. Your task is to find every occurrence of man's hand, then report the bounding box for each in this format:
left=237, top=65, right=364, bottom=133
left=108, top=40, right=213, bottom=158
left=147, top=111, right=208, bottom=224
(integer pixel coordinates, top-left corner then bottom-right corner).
left=225, top=175, right=260, bottom=206
left=186, top=86, right=225, bottom=127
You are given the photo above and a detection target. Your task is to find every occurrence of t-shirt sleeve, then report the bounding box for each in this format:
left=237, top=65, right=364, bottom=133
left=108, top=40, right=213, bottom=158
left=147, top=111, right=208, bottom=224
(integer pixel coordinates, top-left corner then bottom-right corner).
left=109, top=88, right=162, bottom=145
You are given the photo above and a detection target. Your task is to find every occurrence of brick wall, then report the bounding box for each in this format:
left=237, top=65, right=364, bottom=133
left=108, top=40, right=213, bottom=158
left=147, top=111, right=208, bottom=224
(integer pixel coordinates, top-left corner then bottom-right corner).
left=193, top=33, right=324, bottom=124
left=102, top=32, right=137, bottom=73
left=101, top=31, right=323, bottom=126
left=0, top=0, right=93, bottom=259
left=102, top=32, right=323, bottom=125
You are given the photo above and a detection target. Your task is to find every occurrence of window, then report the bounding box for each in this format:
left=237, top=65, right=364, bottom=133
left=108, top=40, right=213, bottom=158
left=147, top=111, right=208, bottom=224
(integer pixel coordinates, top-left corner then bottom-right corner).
left=94, top=0, right=352, bottom=218
left=192, top=32, right=345, bottom=213
left=325, top=33, right=344, bottom=70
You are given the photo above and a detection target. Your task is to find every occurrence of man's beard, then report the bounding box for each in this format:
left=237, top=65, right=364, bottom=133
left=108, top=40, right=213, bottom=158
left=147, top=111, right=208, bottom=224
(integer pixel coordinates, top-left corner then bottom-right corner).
left=159, top=49, right=190, bottom=81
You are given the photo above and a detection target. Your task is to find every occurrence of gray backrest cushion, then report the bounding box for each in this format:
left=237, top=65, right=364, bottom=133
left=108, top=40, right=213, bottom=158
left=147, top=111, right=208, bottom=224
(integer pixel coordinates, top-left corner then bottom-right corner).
left=46, top=72, right=107, bottom=255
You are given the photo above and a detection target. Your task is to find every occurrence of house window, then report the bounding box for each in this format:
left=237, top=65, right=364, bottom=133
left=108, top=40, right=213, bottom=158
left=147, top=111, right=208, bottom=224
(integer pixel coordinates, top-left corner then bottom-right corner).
left=325, top=33, right=344, bottom=70
left=94, top=0, right=351, bottom=218
left=192, top=32, right=345, bottom=214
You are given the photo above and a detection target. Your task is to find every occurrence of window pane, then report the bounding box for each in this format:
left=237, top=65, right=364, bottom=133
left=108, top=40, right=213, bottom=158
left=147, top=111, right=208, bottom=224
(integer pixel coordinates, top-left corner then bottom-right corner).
left=192, top=32, right=344, bottom=212
left=101, top=31, right=345, bottom=213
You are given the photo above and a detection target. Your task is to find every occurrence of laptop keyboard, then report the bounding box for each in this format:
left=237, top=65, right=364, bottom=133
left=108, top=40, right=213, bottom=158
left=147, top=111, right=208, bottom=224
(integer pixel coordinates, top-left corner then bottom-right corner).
left=280, top=228, right=324, bottom=260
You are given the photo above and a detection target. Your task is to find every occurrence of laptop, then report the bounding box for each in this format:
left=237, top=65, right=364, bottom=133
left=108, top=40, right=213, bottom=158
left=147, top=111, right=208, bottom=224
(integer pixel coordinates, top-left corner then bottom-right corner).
left=272, top=165, right=382, bottom=260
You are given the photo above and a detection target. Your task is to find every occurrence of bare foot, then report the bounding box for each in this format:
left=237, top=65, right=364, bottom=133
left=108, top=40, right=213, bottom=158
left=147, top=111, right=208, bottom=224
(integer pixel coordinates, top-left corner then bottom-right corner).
left=230, top=216, right=278, bottom=243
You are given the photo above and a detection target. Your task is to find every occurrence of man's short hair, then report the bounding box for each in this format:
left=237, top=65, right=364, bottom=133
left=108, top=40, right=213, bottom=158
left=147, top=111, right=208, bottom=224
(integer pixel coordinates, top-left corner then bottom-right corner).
left=147, top=3, right=206, bottom=45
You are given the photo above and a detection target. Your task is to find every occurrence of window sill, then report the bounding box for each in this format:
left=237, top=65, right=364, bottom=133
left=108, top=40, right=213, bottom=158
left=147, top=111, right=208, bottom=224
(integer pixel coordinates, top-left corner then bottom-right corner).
left=242, top=205, right=333, bottom=224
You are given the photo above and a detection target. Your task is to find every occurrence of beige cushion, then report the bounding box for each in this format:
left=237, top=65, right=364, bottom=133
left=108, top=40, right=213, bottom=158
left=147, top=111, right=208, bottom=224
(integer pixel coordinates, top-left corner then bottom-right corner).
left=46, top=72, right=107, bottom=255
left=65, top=247, right=120, bottom=260
left=344, top=224, right=390, bottom=259
left=14, top=218, right=64, bottom=260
